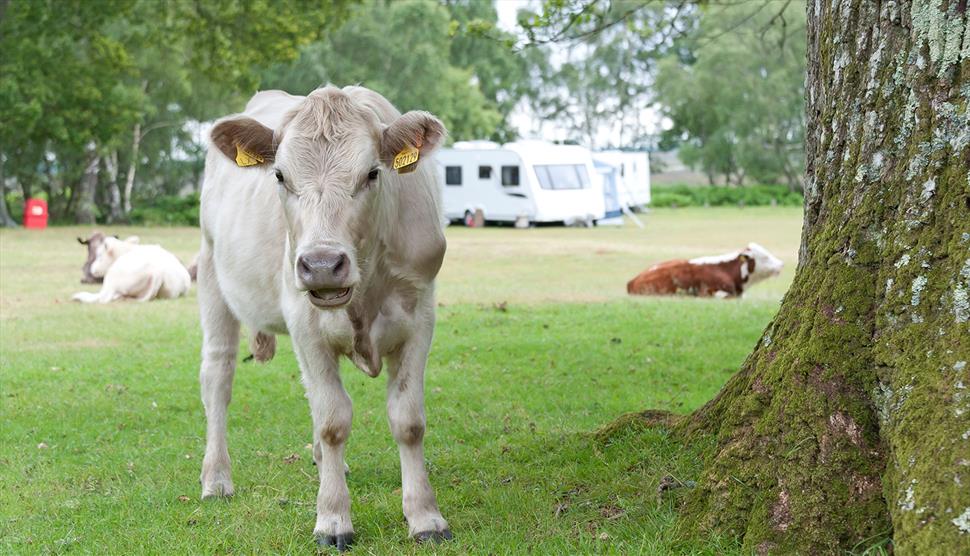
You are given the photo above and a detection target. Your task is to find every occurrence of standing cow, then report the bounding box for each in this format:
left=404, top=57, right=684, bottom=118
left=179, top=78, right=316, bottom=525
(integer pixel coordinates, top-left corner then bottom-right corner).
left=198, top=86, right=450, bottom=549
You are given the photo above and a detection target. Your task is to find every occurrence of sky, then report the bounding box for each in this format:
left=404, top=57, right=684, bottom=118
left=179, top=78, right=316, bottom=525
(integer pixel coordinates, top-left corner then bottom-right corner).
left=494, top=0, right=528, bottom=31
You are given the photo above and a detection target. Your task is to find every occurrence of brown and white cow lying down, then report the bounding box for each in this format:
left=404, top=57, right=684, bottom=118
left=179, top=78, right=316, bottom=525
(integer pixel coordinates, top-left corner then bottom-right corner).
left=71, top=236, right=192, bottom=303
left=198, top=86, right=450, bottom=549
left=627, top=243, right=784, bottom=298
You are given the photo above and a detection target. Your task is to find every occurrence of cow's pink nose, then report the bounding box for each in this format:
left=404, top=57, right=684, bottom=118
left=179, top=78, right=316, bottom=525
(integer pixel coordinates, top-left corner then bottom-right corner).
left=297, top=249, right=349, bottom=289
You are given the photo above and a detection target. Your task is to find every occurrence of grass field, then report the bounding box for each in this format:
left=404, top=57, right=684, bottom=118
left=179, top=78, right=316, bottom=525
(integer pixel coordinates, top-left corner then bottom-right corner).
left=0, top=207, right=802, bottom=554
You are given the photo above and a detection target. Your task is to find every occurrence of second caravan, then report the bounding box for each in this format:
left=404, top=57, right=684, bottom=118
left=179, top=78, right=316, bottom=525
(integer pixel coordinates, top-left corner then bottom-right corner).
left=436, top=140, right=606, bottom=226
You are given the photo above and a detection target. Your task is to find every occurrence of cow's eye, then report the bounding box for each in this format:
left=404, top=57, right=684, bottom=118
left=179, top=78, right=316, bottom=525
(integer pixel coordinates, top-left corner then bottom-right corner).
left=367, top=168, right=379, bottom=181
left=274, top=169, right=284, bottom=183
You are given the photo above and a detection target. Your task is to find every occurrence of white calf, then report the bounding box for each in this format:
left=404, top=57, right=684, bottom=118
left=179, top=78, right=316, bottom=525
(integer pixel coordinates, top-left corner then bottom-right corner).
left=72, top=236, right=191, bottom=303
left=198, top=86, right=450, bottom=550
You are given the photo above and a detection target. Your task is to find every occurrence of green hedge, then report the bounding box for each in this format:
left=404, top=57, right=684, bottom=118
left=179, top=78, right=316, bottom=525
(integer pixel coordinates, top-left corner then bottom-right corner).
left=651, top=185, right=803, bottom=208
left=129, top=192, right=200, bottom=226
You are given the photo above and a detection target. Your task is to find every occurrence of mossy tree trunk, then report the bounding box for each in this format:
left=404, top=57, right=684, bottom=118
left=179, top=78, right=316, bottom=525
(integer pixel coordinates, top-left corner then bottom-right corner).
left=677, top=1, right=969, bottom=553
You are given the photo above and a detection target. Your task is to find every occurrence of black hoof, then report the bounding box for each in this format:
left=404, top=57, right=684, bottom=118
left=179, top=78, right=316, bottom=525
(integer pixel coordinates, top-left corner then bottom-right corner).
left=316, top=532, right=354, bottom=551
left=414, top=529, right=453, bottom=543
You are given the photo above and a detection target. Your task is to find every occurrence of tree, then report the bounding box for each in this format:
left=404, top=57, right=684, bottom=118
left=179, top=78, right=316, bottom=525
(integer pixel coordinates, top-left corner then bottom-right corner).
left=444, top=0, right=545, bottom=143
left=262, top=0, right=505, bottom=142
left=680, top=2, right=966, bottom=552
left=0, top=0, right=352, bottom=223
left=0, top=154, right=18, bottom=227
left=654, top=2, right=806, bottom=189
left=521, top=1, right=681, bottom=148
left=528, top=0, right=968, bottom=551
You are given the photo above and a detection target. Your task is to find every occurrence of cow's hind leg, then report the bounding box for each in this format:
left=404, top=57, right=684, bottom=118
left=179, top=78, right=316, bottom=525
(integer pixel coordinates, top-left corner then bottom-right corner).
left=197, top=247, right=241, bottom=499
left=292, top=342, right=354, bottom=550
left=387, top=326, right=451, bottom=542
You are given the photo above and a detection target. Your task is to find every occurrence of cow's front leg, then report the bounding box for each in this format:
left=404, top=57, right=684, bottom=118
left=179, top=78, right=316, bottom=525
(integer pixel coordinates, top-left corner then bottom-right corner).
left=296, top=345, right=355, bottom=550
left=387, top=331, right=451, bottom=542
left=198, top=247, right=240, bottom=499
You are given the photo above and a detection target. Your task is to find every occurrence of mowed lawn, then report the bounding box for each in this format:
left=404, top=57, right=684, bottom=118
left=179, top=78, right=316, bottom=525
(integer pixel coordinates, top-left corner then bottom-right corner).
left=0, top=208, right=801, bottom=555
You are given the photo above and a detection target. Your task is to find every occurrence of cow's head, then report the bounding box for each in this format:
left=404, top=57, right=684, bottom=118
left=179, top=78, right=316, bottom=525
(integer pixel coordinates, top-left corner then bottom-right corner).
left=88, top=236, right=140, bottom=278
left=209, top=87, right=445, bottom=310
left=78, top=232, right=107, bottom=284
left=741, top=242, right=784, bottom=285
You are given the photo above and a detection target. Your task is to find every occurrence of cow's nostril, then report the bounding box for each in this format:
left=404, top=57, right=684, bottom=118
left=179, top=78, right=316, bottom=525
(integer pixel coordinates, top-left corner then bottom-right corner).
left=333, top=254, right=347, bottom=275
left=298, top=256, right=313, bottom=277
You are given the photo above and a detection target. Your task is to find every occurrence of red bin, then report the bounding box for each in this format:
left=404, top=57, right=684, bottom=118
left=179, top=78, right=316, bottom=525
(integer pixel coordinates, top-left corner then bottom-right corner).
left=24, top=198, right=48, bottom=229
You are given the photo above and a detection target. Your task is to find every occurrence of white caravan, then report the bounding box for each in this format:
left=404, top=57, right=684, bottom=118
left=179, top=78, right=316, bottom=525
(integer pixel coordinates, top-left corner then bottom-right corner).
left=437, top=140, right=606, bottom=226
left=592, top=150, right=651, bottom=208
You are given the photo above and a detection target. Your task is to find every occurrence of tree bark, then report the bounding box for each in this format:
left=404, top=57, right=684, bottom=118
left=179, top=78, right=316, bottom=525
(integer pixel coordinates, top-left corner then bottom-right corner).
left=0, top=154, right=17, bottom=227
left=74, top=146, right=100, bottom=225
left=0, top=191, right=15, bottom=227
left=103, top=150, right=124, bottom=223
left=670, top=1, right=969, bottom=553
left=123, top=122, right=141, bottom=215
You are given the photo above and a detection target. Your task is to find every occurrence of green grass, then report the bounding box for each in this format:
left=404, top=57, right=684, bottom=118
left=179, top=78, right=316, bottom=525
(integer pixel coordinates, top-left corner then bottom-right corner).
left=0, top=208, right=801, bottom=554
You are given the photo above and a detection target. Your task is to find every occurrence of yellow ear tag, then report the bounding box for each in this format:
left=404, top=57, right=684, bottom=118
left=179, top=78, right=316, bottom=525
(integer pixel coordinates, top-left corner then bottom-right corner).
left=392, top=145, right=420, bottom=174
left=235, top=144, right=264, bottom=167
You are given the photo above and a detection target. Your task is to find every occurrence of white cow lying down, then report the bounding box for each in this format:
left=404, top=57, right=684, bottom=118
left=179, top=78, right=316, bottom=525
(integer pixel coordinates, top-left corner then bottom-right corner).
left=72, top=236, right=191, bottom=303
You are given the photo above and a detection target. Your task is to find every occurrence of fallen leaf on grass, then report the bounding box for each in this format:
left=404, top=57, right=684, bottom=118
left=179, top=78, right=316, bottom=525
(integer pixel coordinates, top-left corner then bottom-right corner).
left=283, top=453, right=300, bottom=464
left=177, top=495, right=190, bottom=502
left=554, top=503, right=568, bottom=517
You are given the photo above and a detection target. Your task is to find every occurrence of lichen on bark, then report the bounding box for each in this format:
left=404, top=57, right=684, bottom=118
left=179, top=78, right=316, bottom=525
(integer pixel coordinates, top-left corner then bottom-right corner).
left=654, top=1, right=970, bottom=553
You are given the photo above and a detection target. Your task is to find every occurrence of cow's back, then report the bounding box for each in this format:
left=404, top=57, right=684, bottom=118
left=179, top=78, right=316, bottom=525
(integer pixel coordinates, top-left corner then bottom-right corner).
left=627, top=260, right=688, bottom=295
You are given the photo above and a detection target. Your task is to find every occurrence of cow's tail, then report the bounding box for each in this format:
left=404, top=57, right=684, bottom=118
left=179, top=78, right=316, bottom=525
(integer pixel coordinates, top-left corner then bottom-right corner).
left=245, top=331, right=276, bottom=363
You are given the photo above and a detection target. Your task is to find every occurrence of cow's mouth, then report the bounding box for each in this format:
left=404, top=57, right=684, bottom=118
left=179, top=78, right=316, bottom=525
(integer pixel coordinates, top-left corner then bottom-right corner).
left=308, top=287, right=353, bottom=308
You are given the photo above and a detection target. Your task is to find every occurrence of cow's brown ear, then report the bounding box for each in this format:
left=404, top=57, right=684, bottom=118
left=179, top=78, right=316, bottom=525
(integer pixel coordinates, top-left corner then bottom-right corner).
left=210, top=117, right=276, bottom=167
left=380, top=111, right=447, bottom=168
left=77, top=237, right=88, bottom=245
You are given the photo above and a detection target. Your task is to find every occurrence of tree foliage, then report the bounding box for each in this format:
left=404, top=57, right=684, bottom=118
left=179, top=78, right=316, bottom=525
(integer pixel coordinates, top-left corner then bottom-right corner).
left=262, top=0, right=539, bottom=143
left=517, top=1, right=688, bottom=148
left=654, top=2, right=806, bottom=189
left=0, top=0, right=351, bottom=224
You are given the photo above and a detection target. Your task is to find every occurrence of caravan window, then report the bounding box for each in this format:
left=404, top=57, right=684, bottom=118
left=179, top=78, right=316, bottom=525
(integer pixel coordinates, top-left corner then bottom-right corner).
left=478, top=166, right=492, bottom=179
left=501, top=166, right=520, bottom=186
left=534, top=164, right=591, bottom=190
left=445, top=166, right=462, bottom=186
